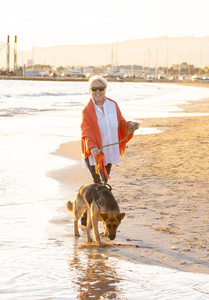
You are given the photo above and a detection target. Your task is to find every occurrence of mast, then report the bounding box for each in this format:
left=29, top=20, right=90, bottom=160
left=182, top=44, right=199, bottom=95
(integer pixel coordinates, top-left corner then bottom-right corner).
left=6, top=35, right=10, bottom=75
left=14, top=35, right=17, bottom=75
left=111, top=44, right=114, bottom=72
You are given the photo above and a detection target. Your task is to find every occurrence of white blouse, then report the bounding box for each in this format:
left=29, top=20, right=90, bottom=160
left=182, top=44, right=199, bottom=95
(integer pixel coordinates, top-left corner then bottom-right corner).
left=88, top=98, right=121, bottom=166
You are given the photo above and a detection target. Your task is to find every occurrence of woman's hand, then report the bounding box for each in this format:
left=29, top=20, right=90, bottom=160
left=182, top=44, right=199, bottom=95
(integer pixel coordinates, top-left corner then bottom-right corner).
left=90, top=147, right=101, bottom=156
left=129, top=121, right=140, bottom=131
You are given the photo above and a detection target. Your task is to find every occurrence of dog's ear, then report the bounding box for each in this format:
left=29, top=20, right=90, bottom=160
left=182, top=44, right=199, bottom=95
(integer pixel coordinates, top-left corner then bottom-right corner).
left=99, top=213, right=108, bottom=221
left=117, top=213, right=125, bottom=221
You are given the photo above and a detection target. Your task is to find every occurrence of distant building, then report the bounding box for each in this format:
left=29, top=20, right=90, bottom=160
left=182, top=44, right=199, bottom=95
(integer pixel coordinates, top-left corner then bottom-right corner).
left=83, top=66, right=107, bottom=76
left=119, top=65, right=143, bottom=75
left=27, top=59, right=34, bottom=67
left=172, top=62, right=194, bottom=71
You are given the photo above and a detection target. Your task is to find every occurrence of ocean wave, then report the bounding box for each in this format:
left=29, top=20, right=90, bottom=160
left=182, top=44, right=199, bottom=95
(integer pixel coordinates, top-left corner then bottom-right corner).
left=1, top=92, right=87, bottom=98
left=0, top=101, right=84, bottom=116
left=0, top=107, right=54, bottom=117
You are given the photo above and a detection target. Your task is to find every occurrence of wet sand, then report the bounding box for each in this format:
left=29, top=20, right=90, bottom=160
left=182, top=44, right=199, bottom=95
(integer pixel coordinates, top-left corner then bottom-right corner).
left=49, top=97, right=209, bottom=275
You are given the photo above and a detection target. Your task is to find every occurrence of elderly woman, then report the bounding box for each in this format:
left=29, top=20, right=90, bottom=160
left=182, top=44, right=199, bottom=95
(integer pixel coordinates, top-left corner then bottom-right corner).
left=81, top=75, right=139, bottom=184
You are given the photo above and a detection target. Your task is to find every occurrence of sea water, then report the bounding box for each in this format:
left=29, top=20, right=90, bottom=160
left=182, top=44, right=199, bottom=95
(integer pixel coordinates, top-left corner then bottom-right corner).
left=0, top=80, right=209, bottom=299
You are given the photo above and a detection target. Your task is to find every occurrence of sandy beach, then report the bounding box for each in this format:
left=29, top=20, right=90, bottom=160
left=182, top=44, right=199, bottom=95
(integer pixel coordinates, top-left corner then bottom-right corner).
left=50, top=96, right=209, bottom=276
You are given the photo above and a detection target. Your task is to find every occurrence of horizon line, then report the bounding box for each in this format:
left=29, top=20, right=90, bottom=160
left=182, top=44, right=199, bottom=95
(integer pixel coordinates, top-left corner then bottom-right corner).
left=1, top=35, right=209, bottom=51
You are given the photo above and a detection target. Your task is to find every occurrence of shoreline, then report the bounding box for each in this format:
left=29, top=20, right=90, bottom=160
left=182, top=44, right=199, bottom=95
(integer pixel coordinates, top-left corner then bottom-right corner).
left=1, top=75, right=209, bottom=87
left=49, top=95, right=209, bottom=275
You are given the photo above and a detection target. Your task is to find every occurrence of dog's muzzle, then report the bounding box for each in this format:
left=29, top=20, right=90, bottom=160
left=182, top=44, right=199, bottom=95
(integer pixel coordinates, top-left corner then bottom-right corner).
left=108, top=234, right=116, bottom=240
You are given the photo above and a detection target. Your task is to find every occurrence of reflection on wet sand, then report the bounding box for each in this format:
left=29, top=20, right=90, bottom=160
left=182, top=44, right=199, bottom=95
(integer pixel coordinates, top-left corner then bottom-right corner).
left=68, top=248, right=122, bottom=299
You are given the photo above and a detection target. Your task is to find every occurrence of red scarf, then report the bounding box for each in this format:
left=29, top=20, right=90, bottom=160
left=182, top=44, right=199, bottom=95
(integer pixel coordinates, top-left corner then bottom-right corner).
left=81, top=98, right=133, bottom=179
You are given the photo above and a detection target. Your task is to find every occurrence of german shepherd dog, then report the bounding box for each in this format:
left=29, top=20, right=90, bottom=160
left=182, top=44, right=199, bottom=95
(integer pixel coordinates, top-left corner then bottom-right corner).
left=66, top=183, right=125, bottom=247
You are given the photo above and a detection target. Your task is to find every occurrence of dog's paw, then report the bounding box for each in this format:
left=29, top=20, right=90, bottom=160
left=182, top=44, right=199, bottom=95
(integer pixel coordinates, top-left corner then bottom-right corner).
left=98, top=241, right=105, bottom=247
left=75, top=231, right=80, bottom=237
left=87, top=237, right=93, bottom=242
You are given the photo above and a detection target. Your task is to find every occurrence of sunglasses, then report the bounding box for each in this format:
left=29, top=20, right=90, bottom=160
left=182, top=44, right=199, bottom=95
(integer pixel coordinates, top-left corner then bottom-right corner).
left=90, top=86, right=105, bottom=92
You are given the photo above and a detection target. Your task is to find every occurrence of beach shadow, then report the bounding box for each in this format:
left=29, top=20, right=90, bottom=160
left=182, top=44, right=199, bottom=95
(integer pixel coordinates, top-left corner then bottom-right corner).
left=109, top=235, right=209, bottom=274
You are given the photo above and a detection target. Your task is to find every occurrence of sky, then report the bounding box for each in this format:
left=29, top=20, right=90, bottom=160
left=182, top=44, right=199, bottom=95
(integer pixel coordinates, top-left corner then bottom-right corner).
left=0, top=0, right=209, bottom=51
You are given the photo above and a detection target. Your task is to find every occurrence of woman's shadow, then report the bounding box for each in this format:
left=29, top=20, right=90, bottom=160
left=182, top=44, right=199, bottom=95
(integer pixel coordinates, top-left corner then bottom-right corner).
left=68, top=247, right=122, bottom=299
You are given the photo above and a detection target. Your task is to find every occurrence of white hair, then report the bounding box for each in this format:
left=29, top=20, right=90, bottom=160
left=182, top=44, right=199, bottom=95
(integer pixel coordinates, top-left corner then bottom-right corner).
left=88, top=75, right=107, bottom=89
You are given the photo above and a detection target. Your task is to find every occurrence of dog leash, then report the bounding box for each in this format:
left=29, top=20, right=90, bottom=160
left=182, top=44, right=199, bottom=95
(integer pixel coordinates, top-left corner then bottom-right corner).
left=98, top=126, right=137, bottom=151
left=93, top=126, right=138, bottom=184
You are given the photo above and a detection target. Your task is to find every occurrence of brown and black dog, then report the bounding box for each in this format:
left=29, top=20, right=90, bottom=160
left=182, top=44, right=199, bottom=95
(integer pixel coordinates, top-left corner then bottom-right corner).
left=66, top=183, right=125, bottom=247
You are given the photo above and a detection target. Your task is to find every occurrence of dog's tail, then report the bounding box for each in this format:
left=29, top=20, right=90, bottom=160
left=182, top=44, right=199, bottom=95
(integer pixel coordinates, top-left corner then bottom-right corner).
left=66, top=200, right=73, bottom=212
